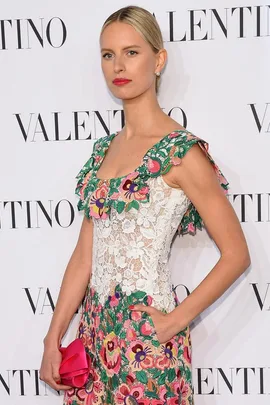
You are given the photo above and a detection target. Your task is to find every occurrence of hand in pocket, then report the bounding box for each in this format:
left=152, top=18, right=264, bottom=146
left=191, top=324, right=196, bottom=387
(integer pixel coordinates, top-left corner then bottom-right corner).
left=129, top=303, right=178, bottom=344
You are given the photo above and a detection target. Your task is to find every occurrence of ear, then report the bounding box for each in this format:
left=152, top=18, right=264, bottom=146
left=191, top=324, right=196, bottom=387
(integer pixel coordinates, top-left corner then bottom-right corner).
left=155, top=48, right=167, bottom=73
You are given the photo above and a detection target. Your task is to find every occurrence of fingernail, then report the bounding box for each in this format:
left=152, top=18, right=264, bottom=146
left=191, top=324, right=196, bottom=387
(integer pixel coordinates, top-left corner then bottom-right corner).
left=128, top=305, right=135, bottom=310
left=56, top=380, right=61, bottom=384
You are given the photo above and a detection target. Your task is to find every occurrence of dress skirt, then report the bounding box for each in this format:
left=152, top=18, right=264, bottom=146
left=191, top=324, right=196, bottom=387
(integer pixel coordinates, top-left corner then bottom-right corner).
left=63, top=283, right=194, bottom=405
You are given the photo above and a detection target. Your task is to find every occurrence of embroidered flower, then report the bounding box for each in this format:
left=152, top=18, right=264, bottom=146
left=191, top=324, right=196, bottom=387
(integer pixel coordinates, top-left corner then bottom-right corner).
left=115, top=383, right=145, bottom=404
left=108, top=293, right=120, bottom=308
left=125, top=341, right=155, bottom=370
left=131, top=310, right=142, bottom=322
left=76, top=368, right=104, bottom=404
left=99, top=331, right=121, bottom=376
left=179, top=376, right=193, bottom=401
left=171, top=156, right=182, bottom=166
left=147, top=157, right=161, bottom=174
left=111, top=172, right=149, bottom=204
left=126, top=328, right=137, bottom=341
left=169, top=131, right=183, bottom=138
left=140, top=320, right=152, bottom=336
left=89, top=183, right=110, bottom=219
left=155, top=340, right=178, bottom=369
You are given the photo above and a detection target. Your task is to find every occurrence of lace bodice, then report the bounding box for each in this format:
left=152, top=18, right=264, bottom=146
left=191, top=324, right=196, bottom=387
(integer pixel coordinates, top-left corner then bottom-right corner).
left=91, top=175, right=190, bottom=311
left=75, top=129, right=229, bottom=311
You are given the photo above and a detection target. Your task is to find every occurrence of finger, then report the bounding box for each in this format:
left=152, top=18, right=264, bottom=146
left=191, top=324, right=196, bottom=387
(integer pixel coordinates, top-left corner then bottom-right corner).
left=129, top=304, right=155, bottom=314
left=52, top=370, right=61, bottom=383
left=51, top=363, right=62, bottom=388
left=46, top=378, right=72, bottom=391
left=55, top=382, right=73, bottom=391
left=51, top=359, right=62, bottom=382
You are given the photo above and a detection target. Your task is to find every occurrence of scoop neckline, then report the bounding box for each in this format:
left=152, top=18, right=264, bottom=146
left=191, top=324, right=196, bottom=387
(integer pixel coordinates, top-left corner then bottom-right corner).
left=94, top=128, right=188, bottom=182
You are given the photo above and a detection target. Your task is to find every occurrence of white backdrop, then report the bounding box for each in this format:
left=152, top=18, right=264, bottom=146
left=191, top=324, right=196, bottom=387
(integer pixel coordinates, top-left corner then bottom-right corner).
left=1, top=1, right=270, bottom=404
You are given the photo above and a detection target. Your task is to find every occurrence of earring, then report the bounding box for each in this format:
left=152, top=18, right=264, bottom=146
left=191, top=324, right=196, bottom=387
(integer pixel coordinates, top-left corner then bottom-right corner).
left=155, top=71, right=161, bottom=76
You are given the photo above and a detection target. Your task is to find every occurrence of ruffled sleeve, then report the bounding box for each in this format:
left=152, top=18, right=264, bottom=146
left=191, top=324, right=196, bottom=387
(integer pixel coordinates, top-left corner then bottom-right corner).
left=75, top=139, right=100, bottom=215
left=162, top=131, right=229, bottom=236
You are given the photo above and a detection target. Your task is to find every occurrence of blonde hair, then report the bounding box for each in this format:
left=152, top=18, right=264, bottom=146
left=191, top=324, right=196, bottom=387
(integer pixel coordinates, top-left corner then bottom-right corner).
left=100, top=5, right=164, bottom=93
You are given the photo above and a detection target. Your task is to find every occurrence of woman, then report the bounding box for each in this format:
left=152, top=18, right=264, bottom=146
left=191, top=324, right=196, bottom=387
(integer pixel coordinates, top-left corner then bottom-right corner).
left=40, top=5, right=250, bottom=405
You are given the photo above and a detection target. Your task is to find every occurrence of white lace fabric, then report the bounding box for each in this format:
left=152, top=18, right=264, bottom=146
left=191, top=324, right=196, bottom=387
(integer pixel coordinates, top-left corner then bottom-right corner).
left=90, top=175, right=190, bottom=312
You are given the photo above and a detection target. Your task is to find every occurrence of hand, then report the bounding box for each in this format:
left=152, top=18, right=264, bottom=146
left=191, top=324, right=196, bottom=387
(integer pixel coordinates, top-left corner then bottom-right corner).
left=129, top=304, right=185, bottom=344
left=39, top=343, right=72, bottom=391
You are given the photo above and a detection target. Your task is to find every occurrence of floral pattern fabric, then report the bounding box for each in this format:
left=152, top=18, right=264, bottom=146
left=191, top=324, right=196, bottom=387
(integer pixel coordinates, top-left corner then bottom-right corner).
left=65, top=129, right=230, bottom=404
left=75, top=129, right=229, bottom=236
left=63, top=284, right=193, bottom=405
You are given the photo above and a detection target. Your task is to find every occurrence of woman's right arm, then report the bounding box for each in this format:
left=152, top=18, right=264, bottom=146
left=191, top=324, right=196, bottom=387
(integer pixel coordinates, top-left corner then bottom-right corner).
left=39, top=215, right=93, bottom=390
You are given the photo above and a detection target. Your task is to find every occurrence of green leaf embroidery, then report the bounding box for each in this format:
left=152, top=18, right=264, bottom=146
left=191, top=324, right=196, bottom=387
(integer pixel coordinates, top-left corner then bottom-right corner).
left=116, top=200, right=125, bottom=213
left=101, top=369, right=108, bottom=383
left=145, top=390, right=160, bottom=399
left=136, top=370, right=148, bottom=384
left=148, top=368, right=161, bottom=379
left=114, top=322, right=122, bottom=335
left=168, top=368, right=176, bottom=382
left=131, top=199, right=140, bottom=210
left=133, top=290, right=147, bottom=299
left=157, top=372, right=167, bottom=385
left=126, top=202, right=133, bottom=212
left=111, top=374, right=119, bottom=389
left=127, top=295, right=134, bottom=305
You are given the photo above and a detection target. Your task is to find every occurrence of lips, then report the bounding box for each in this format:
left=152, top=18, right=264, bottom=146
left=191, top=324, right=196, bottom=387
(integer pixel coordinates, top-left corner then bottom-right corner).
left=113, top=78, right=132, bottom=85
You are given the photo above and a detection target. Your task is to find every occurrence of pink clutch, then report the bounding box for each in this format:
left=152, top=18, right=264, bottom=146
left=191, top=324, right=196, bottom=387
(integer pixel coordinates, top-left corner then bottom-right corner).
left=59, top=338, right=91, bottom=388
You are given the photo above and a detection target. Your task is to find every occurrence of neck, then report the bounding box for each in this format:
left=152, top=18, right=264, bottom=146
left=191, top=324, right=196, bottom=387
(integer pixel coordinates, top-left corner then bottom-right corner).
left=120, top=86, right=166, bottom=140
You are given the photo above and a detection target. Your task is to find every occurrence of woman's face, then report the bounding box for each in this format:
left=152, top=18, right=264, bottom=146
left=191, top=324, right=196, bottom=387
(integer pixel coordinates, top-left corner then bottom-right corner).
left=100, top=21, right=163, bottom=100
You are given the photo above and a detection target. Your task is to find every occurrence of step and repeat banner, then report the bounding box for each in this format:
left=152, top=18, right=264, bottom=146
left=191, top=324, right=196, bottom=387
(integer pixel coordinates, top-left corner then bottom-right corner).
left=0, top=1, right=269, bottom=404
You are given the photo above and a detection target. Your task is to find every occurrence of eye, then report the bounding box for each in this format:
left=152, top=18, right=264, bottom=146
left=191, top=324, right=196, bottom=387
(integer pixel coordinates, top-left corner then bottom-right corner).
left=102, top=53, right=113, bottom=59
left=127, top=50, right=138, bottom=56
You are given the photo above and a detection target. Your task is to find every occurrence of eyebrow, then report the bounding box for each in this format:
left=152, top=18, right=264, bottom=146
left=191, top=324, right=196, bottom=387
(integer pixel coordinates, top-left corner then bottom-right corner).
left=100, top=45, right=142, bottom=52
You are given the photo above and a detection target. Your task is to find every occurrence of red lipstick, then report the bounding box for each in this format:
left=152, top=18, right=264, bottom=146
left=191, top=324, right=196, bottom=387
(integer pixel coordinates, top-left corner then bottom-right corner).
left=113, top=78, right=132, bottom=86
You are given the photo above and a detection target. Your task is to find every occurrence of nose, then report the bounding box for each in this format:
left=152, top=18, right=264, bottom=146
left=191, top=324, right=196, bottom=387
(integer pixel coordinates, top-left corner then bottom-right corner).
left=113, top=54, right=125, bottom=74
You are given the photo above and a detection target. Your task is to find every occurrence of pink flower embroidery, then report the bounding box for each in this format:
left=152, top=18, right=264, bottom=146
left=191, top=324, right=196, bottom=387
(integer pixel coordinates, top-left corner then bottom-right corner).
left=126, top=328, right=137, bottom=341
left=179, top=376, right=192, bottom=400
left=125, top=341, right=155, bottom=370
left=116, top=312, right=123, bottom=322
left=94, top=155, right=102, bottom=164
left=109, top=295, right=119, bottom=307
left=131, top=310, right=142, bottom=321
left=111, top=172, right=149, bottom=203
left=147, top=157, right=161, bottom=174
left=187, top=223, right=195, bottom=233
left=147, top=295, right=153, bottom=306
left=140, top=320, right=152, bottom=336
left=99, top=331, right=121, bottom=376
left=155, top=340, right=178, bottom=369
left=171, top=156, right=182, bottom=166
left=76, top=367, right=104, bottom=404
left=169, top=131, right=182, bottom=138
left=123, top=319, right=131, bottom=329
left=184, top=344, right=191, bottom=365
left=97, top=329, right=105, bottom=340
left=115, top=382, right=144, bottom=404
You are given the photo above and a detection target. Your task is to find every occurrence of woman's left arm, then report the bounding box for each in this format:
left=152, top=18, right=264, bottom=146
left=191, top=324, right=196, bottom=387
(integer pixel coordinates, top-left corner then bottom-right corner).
left=130, top=144, right=251, bottom=342
left=166, top=143, right=251, bottom=333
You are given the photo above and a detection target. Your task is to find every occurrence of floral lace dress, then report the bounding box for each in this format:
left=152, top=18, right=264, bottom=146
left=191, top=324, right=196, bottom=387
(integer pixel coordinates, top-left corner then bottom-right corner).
left=63, top=129, right=229, bottom=405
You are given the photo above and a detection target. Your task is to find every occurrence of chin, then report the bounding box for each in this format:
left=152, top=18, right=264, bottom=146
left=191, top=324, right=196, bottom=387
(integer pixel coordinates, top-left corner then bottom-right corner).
left=110, top=87, right=147, bottom=101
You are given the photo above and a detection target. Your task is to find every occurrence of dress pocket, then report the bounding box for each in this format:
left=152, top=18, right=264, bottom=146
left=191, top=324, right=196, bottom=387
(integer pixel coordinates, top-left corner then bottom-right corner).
left=145, top=313, right=161, bottom=345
